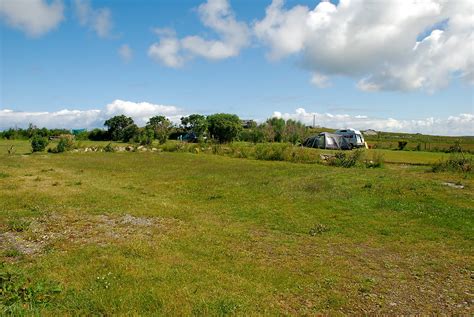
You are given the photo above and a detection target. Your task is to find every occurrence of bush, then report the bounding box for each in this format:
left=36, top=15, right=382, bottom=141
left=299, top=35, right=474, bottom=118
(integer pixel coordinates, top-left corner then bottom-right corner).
left=432, top=154, right=472, bottom=173
left=447, top=141, right=463, bottom=153
left=122, top=124, right=140, bottom=142
left=74, top=131, right=89, bottom=141
left=49, top=135, right=75, bottom=153
left=88, top=128, right=109, bottom=141
left=104, top=143, right=115, bottom=152
left=207, top=113, right=242, bottom=143
left=30, top=136, right=49, bottom=152
left=328, top=149, right=364, bottom=168
left=238, top=129, right=264, bottom=144
left=134, top=128, right=154, bottom=145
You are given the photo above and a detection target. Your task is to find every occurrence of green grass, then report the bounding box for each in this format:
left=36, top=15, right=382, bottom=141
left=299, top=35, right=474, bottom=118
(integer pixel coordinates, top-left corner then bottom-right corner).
left=0, top=140, right=472, bottom=314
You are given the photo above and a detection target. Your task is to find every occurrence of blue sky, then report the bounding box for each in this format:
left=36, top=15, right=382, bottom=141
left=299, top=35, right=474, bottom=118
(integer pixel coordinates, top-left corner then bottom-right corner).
left=0, top=0, right=473, bottom=135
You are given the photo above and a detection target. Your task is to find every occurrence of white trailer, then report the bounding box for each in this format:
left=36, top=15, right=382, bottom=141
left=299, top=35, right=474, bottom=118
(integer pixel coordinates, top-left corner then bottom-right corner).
left=335, top=128, right=366, bottom=149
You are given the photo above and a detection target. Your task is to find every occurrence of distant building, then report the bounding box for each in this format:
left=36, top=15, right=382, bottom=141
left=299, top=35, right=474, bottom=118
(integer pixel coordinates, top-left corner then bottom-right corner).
left=363, top=129, right=378, bottom=136
left=241, top=120, right=256, bottom=129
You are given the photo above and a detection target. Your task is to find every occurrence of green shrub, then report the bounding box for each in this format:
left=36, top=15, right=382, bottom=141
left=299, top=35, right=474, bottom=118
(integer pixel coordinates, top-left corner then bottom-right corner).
left=432, top=154, right=472, bottom=173
left=447, top=141, right=463, bottom=153
left=7, top=219, right=30, bottom=232
left=135, top=128, right=154, bottom=145
left=49, top=135, right=75, bottom=153
left=104, top=143, right=115, bottom=152
left=328, top=149, right=364, bottom=168
left=30, top=135, right=49, bottom=152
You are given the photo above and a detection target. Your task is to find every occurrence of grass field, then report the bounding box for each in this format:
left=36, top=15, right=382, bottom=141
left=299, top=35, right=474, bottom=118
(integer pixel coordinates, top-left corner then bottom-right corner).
left=1, top=140, right=473, bottom=314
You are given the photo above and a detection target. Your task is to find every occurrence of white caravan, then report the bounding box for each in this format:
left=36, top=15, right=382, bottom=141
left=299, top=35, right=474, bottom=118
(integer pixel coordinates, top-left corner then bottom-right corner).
left=335, top=128, right=366, bottom=149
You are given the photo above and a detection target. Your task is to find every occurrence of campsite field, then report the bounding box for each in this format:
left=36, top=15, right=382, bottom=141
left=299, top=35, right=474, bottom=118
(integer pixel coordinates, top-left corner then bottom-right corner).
left=1, top=140, right=473, bottom=314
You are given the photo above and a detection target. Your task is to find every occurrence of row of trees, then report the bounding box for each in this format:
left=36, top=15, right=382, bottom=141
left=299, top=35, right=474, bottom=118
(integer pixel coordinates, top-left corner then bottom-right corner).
left=240, top=118, right=308, bottom=144
left=99, top=113, right=242, bottom=144
left=2, top=113, right=311, bottom=145
left=0, top=124, right=69, bottom=140
left=100, top=114, right=309, bottom=144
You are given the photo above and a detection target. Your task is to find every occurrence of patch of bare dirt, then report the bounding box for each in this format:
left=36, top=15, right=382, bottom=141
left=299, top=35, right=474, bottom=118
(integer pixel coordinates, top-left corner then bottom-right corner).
left=1, top=213, right=181, bottom=257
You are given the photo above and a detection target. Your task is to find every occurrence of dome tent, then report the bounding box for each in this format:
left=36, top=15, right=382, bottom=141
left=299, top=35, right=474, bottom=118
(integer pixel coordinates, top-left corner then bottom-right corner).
left=303, top=132, right=351, bottom=150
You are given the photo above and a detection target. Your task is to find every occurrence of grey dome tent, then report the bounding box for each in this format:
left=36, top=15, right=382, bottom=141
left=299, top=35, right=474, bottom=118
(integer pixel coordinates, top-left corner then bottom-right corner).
left=303, top=132, right=351, bottom=150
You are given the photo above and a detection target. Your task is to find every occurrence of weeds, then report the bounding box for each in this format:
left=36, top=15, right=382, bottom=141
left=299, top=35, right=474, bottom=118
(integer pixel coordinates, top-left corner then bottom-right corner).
left=255, top=143, right=289, bottom=161
left=432, top=154, right=472, bottom=173
left=3, top=248, right=21, bottom=258
left=7, top=219, right=30, bottom=232
left=309, top=224, right=330, bottom=236
left=0, top=264, right=61, bottom=314
left=365, top=151, right=384, bottom=168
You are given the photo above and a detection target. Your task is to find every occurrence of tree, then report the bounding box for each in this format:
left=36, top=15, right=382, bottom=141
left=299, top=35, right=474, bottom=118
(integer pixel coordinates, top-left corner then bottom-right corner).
left=26, top=123, right=38, bottom=138
left=147, top=115, right=172, bottom=144
left=207, top=113, right=242, bottom=143
left=122, top=124, right=140, bottom=142
left=104, top=115, right=134, bottom=141
left=266, top=117, right=286, bottom=142
left=134, top=127, right=154, bottom=145
left=283, top=119, right=307, bottom=144
left=260, top=123, right=276, bottom=142
left=31, top=135, right=49, bottom=152
left=239, top=126, right=264, bottom=143
left=88, top=128, right=109, bottom=141
left=181, top=114, right=208, bottom=137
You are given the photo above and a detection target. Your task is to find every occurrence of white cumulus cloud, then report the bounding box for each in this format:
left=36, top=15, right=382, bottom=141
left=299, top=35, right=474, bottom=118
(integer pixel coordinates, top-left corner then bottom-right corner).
left=254, top=0, right=474, bottom=92
left=74, top=0, right=113, bottom=38
left=148, top=0, right=250, bottom=67
left=148, top=38, right=185, bottom=68
left=272, top=108, right=474, bottom=136
left=0, top=109, right=102, bottom=130
left=0, top=100, right=184, bottom=130
left=105, top=100, right=184, bottom=125
left=0, top=0, right=64, bottom=37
